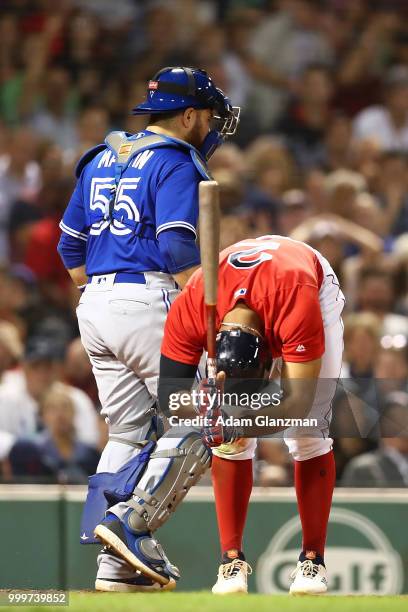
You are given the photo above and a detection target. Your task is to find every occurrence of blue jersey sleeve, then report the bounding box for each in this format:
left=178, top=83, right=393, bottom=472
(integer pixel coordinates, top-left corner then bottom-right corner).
left=157, top=227, right=200, bottom=274
left=59, top=177, right=88, bottom=242
left=57, top=233, right=87, bottom=269
left=155, top=161, right=200, bottom=238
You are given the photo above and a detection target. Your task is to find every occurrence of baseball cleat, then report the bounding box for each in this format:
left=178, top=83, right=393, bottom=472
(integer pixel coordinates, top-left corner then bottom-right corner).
left=289, top=559, right=328, bottom=595
left=212, top=558, right=252, bottom=595
left=95, top=575, right=177, bottom=592
left=94, top=513, right=180, bottom=587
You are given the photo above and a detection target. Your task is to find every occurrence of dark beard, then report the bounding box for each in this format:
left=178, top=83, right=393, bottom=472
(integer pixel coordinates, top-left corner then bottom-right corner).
left=187, top=116, right=206, bottom=150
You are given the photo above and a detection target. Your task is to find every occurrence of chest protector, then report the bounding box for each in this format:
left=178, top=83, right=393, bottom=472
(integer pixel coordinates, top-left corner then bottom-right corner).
left=76, top=131, right=211, bottom=240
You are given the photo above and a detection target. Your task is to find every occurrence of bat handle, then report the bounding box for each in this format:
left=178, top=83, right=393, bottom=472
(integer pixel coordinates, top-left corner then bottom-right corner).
left=207, top=357, right=217, bottom=382
left=206, top=303, right=217, bottom=382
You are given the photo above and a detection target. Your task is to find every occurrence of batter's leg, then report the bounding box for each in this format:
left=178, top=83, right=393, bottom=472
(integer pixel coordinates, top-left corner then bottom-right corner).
left=209, top=440, right=257, bottom=594
left=284, top=318, right=343, bottom=594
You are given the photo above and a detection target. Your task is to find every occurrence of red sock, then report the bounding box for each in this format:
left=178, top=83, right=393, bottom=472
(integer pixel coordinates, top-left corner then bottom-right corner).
left=211, top=456, right=253, bottom=554
left=294, top=450, right=335, bottom=559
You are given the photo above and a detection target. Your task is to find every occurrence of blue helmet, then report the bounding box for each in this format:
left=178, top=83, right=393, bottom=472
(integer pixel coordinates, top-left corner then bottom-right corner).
left=132, top=67, right=240, bottom=159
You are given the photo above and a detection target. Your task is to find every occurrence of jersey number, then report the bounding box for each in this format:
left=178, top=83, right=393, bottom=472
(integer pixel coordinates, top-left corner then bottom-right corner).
left=228, top=239, right=281, bottom=269
left=89, top=177, right=141, bottom=236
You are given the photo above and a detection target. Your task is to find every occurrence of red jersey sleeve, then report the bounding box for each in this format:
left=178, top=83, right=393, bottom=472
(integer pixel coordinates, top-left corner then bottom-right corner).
left=278, top=284, right=325, bottom=362
left=161, top=292, right=204, bottom=365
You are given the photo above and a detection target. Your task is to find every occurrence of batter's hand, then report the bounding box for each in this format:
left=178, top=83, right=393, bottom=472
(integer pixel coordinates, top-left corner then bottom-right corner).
left=198, top=372, right=237, bottom=447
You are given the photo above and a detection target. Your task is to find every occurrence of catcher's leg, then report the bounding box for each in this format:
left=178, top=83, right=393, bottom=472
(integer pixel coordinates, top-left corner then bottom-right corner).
left=95, top=426, right=211, bottom=585
left=77, top=279, right=181, bottom=590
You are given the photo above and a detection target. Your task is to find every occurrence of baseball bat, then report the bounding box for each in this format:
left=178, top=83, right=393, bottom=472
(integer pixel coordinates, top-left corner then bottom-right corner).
left=199, top=180, right=220, bottom=381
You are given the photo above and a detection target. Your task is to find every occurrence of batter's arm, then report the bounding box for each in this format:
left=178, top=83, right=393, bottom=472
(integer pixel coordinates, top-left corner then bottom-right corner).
left=225, top=358, right=322, bottom=437
left=172, top=265, right=200, bottom=289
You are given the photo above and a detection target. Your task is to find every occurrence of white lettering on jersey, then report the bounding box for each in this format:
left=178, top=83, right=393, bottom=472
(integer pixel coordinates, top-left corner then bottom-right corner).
left=89, top=177, right=141, bottom=236
left=132, top=150, right=154, bottom=170
left=97, top=150, right=115, bottom=168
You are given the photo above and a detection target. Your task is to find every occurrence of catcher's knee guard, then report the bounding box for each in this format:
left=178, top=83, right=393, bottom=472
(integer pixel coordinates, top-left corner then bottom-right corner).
left=126, top=431, right=211, bottom=533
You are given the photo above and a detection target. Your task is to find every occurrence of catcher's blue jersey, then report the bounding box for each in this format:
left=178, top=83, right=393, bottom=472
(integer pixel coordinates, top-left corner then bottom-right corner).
left=60, top=130, right=204, bottom=276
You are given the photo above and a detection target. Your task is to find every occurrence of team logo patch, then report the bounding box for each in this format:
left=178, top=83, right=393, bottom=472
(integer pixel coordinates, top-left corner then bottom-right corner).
left=234, top=288, right=247, bottom=298
left=296, top=344, right=306, bottom=352
left=149, top=80, right=159, bottom=90
left=118, top=143, right=132, bottom=156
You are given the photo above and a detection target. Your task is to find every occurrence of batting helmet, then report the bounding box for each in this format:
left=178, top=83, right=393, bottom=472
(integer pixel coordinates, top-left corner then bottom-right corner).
left=216, top=328, right=270, bottom=381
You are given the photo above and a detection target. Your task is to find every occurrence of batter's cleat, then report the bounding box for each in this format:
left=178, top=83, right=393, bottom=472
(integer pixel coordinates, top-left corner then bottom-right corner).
left=94, top=513, right=180, bottom=587
left=212, top=552, right=252, bottom=595
left=289, top=558, right=328, bottom=595
left=95, top=575, right=177, bottom=592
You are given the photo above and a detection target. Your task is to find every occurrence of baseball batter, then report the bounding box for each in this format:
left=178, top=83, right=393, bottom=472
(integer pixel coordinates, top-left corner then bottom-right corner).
left=159, top=234, right=345, bottom=595
left=57, top=67, right=240, bottom=591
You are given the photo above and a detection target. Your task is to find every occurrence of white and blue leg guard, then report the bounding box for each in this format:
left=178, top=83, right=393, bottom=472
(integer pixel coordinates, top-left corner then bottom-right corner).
left=80, top=440, right=157, bottom=543
left=109, top=427, right=211, bottom=534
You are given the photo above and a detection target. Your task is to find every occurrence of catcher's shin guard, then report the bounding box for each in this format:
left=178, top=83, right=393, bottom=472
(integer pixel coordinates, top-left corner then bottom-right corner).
left=125, top=431, right=211, bottom=533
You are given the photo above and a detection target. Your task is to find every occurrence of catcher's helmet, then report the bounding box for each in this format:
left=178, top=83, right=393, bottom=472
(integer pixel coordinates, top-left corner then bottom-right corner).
left=132, top=66, right=239, bottom=137
left=216, top=328, right=269, bottom=380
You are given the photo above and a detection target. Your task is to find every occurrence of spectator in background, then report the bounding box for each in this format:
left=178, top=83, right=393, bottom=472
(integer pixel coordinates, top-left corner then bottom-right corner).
left=0, top=335, right=99, bottom=450
left=0, top=14, right=64, bottom=127
left=36, top=383, right=99, bottom=483
left=8, top=142, right=66, bottom=263
left=353, top=65, right=408, bottom=152
left=323, top=168, right=363, bottom=216
left=331, top=392, right=378, bottom=482
left=76, top=106, right=110, bottom=155
left=8, top=382, right=100, bottom=483
left=131, top=5, right=187, bottom=81
left=28, top=66, right=78, bottom=153
left=278, top=189, right=311, bottom=236
left=0, top=266, right=35, bottom=337
left=249, top=0, right=333, bottom=128
left=257, top=439, right=293, bottom=487
left=0, top=320, right=23, bottom=383
left=245, top=136, right=296, bottom=202
left=372, top=150, right=408, bottom=238
left=193, top=23, right=251, bottom=110
left=208, top=142, right=246, bottom=178
left=275, top=63, right=335, bottom=169
left=24, top=174, right=77, bottom=310
left=319, top=113, right=354, bottom=172
left=375, top=345, right=408, bottom=397
left=0, top=128, right=41, bottom=262
left=65, top=12, right=101, bottom=79
left=290, top=215, right=383, bottom=281
left=335, top=4, right=402, bottom=115
left=341, top=392, right=408, bottom=487
left=342, top=312, right=381, bottom=380
left=356, top=268, right=408, bottom=336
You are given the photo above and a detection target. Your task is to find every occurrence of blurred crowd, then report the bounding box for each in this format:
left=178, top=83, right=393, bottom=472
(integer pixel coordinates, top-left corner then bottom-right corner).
left=0, top=0, right=407, bottom=486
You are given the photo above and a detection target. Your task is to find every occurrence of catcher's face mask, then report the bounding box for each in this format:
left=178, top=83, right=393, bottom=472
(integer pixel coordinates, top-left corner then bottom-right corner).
left=200, top=89, right=240, bottom=160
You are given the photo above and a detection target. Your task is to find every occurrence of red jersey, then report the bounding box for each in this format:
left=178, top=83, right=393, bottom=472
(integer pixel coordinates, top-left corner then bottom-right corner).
left=161, top=236, right=325, bottom=365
